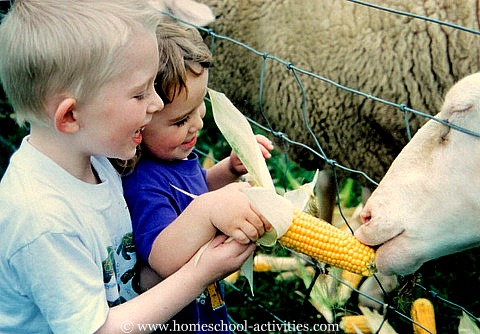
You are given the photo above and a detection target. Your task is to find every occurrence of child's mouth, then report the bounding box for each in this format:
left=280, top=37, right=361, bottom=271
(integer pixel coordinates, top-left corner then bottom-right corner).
left=182, top=136, right=197, bottom=149
left=133, top=127, right=145, bottom=145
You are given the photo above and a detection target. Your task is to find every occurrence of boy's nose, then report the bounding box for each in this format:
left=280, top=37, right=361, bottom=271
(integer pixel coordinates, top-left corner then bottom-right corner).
left=199, top=103, right=206, bottom=119
left=191, top=113, right=203, bottom=132
left=193, top=104, right=206, bottom=129
left=148, top=91, right=164, bottom=114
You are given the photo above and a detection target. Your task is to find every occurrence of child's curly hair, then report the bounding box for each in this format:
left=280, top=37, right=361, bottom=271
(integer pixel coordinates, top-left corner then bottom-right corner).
left=154, top=20, right=212, bottom=104
left=114, top=20, right=212, bottom=175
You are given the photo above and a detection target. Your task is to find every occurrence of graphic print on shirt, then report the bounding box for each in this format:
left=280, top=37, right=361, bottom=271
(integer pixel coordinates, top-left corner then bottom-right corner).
left=103, top=246, right=115, bottom=284
left=117, top=233, right=135, bottom=260
left=117, top=233, right=141, bottom=294
left=102, top=246, right=123, bottom=306
left=102, top=233, right=140, bottom=306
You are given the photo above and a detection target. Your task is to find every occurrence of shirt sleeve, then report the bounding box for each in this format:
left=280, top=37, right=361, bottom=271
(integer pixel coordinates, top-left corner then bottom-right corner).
left=10, top=232, right=109, bottom=333
left=128, top=187, right=180, bottom=264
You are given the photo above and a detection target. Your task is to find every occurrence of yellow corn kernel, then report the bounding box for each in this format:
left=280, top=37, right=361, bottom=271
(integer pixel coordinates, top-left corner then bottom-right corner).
left=253, top=254, right=301, bottom=272
left=223, top=270, right=240, bottom=284
left=411, top=298, right=437, bottom=334
left=278, top=210, right=376, bottom=276
left=340, top=315, right=372, bottom=334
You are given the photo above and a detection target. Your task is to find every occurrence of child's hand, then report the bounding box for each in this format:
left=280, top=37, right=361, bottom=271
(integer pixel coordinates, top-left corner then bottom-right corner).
left=201, top=182, right=273, bottom=244
left=191, top=234, right=256, bottom=283
left=229, top=134, right=273, bottom=176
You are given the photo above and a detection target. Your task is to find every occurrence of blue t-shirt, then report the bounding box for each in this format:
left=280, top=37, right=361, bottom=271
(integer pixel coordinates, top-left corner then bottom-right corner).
left=123, top=152, right=230, bottom=333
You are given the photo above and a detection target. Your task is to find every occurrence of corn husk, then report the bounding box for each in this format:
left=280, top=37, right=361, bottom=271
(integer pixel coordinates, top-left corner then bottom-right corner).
left=209, top=89, right=275, bottom=191
left=209, top=88, right=349, bottom=293
left=358, top=306, right=398, bottom=334
left=458, top=312, right=480, bottom=334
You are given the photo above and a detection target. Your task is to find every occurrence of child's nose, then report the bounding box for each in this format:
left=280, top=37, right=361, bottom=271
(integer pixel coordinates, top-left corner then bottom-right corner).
left=190, top=109, right=204, bottom=132
left=199, top=103, right=206, bottom=119
left=193, top=113, right=204, bottom=130
left=148, top=91, right=164, bottom=115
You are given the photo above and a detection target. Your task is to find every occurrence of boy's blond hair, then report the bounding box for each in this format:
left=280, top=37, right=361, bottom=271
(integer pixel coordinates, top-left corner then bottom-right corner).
left=0, top=0, right=162, bottom=127
left=154, top=21, right=212, bottom=104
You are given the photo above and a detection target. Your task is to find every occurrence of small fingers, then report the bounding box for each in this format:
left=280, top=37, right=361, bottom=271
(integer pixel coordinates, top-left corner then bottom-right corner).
left=251, top=205, right=273, bottom=233
left=240, top=207, right=275, bottom=242
left=229, top=229, right=251, bottom=245
left=255, top=135, right=274, bottom=158
left=224, top=241, right=256, bottom=266
left=259, top=145, right=272, bottom=159
left=230, top=217, right=266, bottom=243
left=209, top=234, right=229, bottom=247
left=255, top=134, right=274, bottom=148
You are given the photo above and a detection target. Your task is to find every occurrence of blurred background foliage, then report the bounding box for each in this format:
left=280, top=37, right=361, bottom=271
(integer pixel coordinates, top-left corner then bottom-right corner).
left=0, top=1, right=27, bottom=178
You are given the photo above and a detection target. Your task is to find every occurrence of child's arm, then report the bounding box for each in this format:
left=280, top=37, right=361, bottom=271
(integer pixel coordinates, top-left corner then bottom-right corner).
left=206, top=134, right=273, bottom=191
left=148, top=182, right=271, bottom=278
left=97, top=235, right=255, bottom=334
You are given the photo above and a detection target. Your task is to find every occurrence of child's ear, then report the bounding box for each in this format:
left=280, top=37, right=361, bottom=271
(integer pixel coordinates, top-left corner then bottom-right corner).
left=54, top=97, right=80, bottom=133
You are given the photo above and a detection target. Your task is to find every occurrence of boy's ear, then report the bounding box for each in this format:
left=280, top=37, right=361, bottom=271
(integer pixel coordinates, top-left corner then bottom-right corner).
left=54, top=97, right=80, bottom=133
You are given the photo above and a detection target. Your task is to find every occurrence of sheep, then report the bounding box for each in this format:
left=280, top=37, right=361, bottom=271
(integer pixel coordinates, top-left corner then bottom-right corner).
left=201, top=0, right=480, bottom=187
left=355, top=72, right=480, bottom=276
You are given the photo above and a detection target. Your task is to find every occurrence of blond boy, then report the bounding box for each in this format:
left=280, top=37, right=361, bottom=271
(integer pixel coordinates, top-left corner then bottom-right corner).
left=0, top=1, right=255, bottom=333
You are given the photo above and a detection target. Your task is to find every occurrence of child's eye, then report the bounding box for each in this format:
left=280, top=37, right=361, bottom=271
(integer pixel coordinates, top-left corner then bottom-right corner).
left=134, top=92, right=149, bottom=100
left=174, top=116, right=189, bottom=127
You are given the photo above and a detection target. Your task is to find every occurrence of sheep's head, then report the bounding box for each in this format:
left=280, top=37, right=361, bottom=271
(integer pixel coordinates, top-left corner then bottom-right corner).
left=355, top=72, right=480, bottom=275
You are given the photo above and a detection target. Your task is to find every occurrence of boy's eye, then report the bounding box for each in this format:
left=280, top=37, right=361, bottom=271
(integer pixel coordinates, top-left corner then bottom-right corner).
left=174, top=116, right=190, bottom=127
left=134, top=92, right=148, bottom=100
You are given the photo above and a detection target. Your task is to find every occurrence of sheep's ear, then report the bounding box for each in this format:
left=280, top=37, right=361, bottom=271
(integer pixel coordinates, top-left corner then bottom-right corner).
left=155, top=0, right=216, bottom=26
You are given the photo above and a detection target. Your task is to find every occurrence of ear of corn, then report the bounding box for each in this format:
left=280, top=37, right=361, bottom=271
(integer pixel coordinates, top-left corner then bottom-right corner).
left=411, top=298, right=437, bottom=334
left=253, top=254, right=302, bottom=272
left=340, top=315, right=372, bottom=334
left=278, top=210, right=376, bottom=276
left=337, top=270, right=364, bottom=305
left=223, top=270, right=240, bottom=284
left=340, top=270, right=364, bottom=289
left=210, top=89, right=377, bottom=289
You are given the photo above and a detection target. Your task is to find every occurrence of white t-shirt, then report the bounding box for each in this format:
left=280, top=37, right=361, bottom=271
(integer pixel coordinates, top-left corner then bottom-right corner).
left=0, top=137, right=139, bottom=333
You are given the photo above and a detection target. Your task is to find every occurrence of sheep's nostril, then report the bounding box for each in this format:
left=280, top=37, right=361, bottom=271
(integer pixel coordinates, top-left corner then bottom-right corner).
left=360, top=210, right=371, bottom=224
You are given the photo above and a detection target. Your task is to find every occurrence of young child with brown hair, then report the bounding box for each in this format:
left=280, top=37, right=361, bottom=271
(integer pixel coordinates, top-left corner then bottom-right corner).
left=122, top=21, right=274, bottom=333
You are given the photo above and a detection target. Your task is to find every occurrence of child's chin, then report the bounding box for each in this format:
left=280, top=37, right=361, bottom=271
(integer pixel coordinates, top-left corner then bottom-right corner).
left=115, top=148, right=137, bottom=161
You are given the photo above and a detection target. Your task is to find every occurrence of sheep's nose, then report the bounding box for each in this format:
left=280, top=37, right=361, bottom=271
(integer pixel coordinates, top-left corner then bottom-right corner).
left=360, top=208, right=372, bottom=224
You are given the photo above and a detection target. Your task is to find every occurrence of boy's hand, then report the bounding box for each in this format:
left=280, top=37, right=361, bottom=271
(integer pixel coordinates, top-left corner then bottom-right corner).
left=192, top=234, right=256, bottom=283
left=203, top=182, right=273, bottom=244
left=229, top=134, right=273, bottom=176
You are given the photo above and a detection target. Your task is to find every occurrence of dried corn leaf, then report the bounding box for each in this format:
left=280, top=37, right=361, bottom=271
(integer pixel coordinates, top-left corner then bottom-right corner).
left=458, top=312, right=480, bottom=334
left=359, top=306, right=398, bottom=334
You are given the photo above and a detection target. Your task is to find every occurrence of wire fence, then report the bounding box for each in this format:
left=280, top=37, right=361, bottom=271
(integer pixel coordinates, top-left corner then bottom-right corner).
left=172, top=1, right=480, bottom=333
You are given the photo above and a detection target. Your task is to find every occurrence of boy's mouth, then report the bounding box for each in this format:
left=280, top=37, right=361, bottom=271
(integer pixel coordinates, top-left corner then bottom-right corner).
left=182, top=136, right=197, bottom=149
left=133, top=127, right=145, bottom=145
